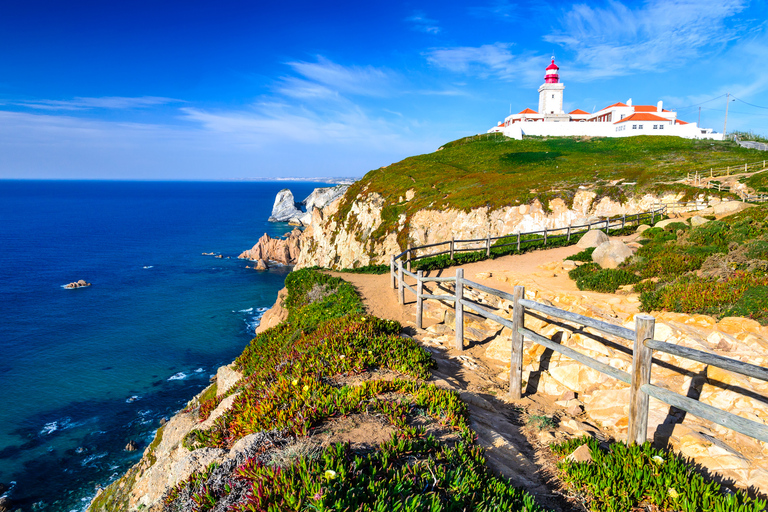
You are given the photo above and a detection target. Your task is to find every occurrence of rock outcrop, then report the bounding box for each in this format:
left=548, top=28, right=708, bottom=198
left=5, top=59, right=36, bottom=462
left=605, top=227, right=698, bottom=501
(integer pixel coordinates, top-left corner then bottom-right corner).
left=303, top=185, right=349, bottom=212
left=268, top=189, right=303, bottom=222
left=296, top=190, right=706, bottom=270
left=239, top=229, right=302, bottom=265
left=576, top=229, right=609, bottom=249
left=64, top=279, right=91, bottom=289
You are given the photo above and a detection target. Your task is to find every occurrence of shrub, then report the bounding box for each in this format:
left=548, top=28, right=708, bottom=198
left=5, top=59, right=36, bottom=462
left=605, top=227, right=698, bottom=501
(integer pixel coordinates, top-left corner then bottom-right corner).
left=568, top=247, right=595, bottom=262
left=552, top=437, right=766, bottom=512
left=568, top=264, right=640, bottom=293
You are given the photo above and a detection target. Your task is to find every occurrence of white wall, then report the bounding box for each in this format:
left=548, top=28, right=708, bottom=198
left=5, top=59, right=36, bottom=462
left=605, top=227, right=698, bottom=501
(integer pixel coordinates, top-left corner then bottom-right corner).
left=493, top=121, right=723, bottom=140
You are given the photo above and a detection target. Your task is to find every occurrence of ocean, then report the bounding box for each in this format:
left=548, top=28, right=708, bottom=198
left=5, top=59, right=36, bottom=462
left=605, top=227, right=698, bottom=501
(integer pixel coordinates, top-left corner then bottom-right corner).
left=0, top=180, right=330, bottom=511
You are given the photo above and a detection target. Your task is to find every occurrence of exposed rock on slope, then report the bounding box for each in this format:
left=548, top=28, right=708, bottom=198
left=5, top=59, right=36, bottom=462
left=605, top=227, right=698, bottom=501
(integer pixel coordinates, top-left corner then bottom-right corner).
left=239, top=228, right=302, bottom=265
left=268, top=189, right=302, bottom=222
left=296, top=190, right=722, bottom=270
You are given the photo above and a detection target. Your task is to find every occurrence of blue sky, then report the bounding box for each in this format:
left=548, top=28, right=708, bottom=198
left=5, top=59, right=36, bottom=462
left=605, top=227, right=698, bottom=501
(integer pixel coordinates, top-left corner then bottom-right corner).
left=1, top=0, right=767, bottom=180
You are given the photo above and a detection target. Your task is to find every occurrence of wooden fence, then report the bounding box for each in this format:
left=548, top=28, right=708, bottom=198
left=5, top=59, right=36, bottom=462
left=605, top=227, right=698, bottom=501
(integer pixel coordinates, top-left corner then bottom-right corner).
left=694, top=159, right=768, bottom=180
left=389, top=206, right=666, bottom=276
left=394, top=267, right=768, bottom=447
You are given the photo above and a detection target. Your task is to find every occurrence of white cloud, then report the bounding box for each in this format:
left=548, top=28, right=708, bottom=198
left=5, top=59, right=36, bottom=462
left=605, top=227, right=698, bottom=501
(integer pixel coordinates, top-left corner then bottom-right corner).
left=425, top=43, right=544, bottom=85
left=277, top=57, right=399, bottom=99
left=406, top=12, right=441, bottom=34
left=13, top=96, right=181, bottom=111
left=545, top=0, right=749, bottom=80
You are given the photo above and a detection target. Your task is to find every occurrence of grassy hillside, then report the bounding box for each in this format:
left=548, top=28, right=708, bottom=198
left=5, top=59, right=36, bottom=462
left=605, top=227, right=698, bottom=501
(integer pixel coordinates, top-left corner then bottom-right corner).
left=332, top=135, right=757, bottom=250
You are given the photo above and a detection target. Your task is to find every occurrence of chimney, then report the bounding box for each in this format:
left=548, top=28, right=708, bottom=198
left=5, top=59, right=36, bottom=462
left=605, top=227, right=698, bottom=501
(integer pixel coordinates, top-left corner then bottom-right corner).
left=657, top=100, right=663, bottom=112
left=627, top=98, right=632, bottom=107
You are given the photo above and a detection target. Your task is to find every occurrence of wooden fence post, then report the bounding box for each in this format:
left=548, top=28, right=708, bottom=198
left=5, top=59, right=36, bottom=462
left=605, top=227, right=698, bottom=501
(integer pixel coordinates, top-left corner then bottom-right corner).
left=543, top=227, right=548, bottom=245
left=567, top=225, right=571, bottom=241
left=622, top=214, right=626, bottom=229
left=416, top=271, right=423, bottom=330
left=450, top=237, right=455, bottom=260
left=517, top=232, right=521, bottom=251
left=486, top=233, right=491, bottom=257
left=605, top=217, right=610, bottom=232
left=651, top=210, right=656, bottom=225
left=509, top=285, right=525, bottom=399
left=710, top=168, right=713, bottom=177
left=455, top=268, right=464, bottom=351
left=745, top=163, right=748, bottom=173
left=628, top=314, right=656, bottom=445
left=390, top=256, right=396, bottom=289
left=407, top=245, right=412, bottom=273
left=397, top=259, right=404, bottom=305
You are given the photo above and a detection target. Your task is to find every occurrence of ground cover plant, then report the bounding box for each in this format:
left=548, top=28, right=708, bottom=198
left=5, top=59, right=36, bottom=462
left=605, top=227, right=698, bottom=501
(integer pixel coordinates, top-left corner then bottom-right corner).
left=160, top=268, right=550, bottom=511
left=567, top=203, right=768, bottom=323
left=330, top=135, right=754, bottom=251
left=552, top=437, right=766, bottom=512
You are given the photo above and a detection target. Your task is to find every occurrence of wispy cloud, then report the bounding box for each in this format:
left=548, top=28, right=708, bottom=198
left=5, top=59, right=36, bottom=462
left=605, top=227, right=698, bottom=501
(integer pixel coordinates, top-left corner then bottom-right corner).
left=425, top=43, right=544, bottom=85
left=278, top=57, right=399, bottom=99
left=406, top=12, right=441, bottom=34
left=13, top=96, right=181, bottom=111
left=545, top=0, right=749, bottom=80
left=468, top=0, right=519, bottom=20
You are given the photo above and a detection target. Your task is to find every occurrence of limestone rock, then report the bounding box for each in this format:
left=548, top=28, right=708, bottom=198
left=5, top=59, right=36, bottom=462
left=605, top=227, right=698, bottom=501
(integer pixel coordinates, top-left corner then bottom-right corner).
left=576, top=229, right=609, bottom=249
left=592, top=240, right=633, bottom=269
left=303, top=185, right=349, bottom=212
left=690, top=215, right=710, bottom=227
left=713, top=200, right=749, bottom=216
left=654, top=218, right=683, bottom=229
left=636, top=224, right=650, bottom=234
left=255, top=259, right=269, bottom=270
left=64, top=279, right=91, bottom=289
left=215, top=364, right=242, bottom=397
left=566, top=444, right=593, bottom=463
left=256, top=288, right=289, bottom=334
left=239, top=229, right=302, bottom=265
left=268, top=189, right=303, bottom=222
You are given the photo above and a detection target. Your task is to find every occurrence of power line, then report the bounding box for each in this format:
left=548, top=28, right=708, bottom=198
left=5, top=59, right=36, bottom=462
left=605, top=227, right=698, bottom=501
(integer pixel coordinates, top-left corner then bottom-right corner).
left=732, top=96, right=768, bottom=110
left=671, top=93, right=727, bottom=111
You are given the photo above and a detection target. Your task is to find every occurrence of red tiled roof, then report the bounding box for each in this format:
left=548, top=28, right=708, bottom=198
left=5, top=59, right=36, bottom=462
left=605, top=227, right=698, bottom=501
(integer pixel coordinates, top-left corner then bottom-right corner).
left=634, top=105, right=659, bottom=112
left=518, top=108, right=538, bottom=114
left=569, top=109, right=589, bottom=115
left=675, top=119, right=688, bottom=125
left=598, top=102, right=628, bottom=111
left=614, top=113, right=670, bottom=124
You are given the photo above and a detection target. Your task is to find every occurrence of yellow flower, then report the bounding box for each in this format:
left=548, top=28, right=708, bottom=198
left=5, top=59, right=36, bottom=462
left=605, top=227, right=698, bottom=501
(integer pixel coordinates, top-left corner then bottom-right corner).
left=668, top=488, right=679, bottom=499
left=324, top=469, right=337, bottom=480
left=303, top=384, right=309, bottom=392
left=292, top=379, right=299, bottom=386
left=651, top=455, right=664, bottom=464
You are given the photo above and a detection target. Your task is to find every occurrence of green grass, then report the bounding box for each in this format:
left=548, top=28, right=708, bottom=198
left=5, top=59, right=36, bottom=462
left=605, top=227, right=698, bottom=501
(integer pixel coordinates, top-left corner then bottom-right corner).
left=568, top=202, right=768, bottom=323
left=743, top=169, right=768, bottom=193
left=552, top=437, right=766, bottom=512
left=330, top=135, right=754, bottom=251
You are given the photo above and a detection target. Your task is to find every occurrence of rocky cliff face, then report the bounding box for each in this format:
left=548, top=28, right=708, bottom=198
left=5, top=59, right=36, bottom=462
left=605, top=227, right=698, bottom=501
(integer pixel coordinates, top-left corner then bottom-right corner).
left=295, top=189, right=723, bottom=270
left=268, top=189, right=302, bottom=222
left=238, top=228, right=302, bottom=266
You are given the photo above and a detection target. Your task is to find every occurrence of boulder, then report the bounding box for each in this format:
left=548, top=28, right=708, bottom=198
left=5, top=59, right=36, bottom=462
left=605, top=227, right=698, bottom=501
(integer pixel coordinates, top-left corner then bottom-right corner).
left=592, top=240, right=633, bottom=269
left=576, top=229, right=609, bottom=249
left=64, top=279, right=91, bottom=289
left=566, top=444, right=593, bottom=463
left=636, top=224, right=650, bottom=234
left=690, top=215, right=710, bottom=227
left=255, top=259, right=269, bottom=270
left=713, top=200, right=749, bottom=216
left=215, top=364, right=243, bottom=397
left=268, top=189, right=303, bottom=222
left=654, top=218, right=683, bottom=229
left=125, top=440, right=139, bottom=451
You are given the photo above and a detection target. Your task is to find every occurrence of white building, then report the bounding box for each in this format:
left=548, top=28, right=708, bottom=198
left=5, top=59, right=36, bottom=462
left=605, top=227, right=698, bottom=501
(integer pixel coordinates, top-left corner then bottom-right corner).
left=489, top=58, right=721, bottom=140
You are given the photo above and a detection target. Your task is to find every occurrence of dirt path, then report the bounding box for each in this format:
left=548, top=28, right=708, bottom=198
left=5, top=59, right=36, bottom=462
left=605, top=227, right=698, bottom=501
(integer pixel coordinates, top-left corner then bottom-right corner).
left=327, top=243, right=637, bottom=511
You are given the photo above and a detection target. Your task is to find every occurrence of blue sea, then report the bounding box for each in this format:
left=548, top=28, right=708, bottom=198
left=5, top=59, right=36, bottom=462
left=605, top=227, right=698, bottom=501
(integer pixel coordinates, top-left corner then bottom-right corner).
left=0, top=180, right=330, bottom=511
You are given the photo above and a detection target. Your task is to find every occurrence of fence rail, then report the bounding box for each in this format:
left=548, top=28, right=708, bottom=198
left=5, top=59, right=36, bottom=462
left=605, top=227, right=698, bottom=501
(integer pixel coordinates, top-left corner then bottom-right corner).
left=390, top=206, right=667, bottom=275
left=397, top=266, right=768, bottom=447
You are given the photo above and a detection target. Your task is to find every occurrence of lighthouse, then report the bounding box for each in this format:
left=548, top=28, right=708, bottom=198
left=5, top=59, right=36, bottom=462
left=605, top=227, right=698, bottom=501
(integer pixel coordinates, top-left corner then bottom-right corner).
left=538, top=57, right=567, bottom=121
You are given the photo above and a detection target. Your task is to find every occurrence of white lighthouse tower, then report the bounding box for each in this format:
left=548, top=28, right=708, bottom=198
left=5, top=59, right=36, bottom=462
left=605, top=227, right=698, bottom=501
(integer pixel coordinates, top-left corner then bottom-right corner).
left=538, top=58, right=568, bottom=122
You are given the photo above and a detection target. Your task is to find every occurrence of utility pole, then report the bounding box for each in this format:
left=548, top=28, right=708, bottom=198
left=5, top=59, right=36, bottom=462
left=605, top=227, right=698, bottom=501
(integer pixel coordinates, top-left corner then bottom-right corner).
left=723, top=93, right=730, bottom=138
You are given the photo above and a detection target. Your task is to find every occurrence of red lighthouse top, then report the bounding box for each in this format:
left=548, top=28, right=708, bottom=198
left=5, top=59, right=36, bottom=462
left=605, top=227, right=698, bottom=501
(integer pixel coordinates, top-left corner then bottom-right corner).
left=544, top=58, right=559, bottom=83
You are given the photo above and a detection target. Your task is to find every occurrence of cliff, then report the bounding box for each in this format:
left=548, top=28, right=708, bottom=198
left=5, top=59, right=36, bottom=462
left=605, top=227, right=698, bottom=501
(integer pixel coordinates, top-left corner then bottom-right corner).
left=238, top=228, right=302, bottom=266
left=295, top=188, right=726, bottom=269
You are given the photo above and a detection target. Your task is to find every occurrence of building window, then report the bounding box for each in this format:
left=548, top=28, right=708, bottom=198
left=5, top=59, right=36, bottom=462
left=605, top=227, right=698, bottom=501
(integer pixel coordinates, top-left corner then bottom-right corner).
left=632, top=125, right=637, bottom=129
left=653, top=124, right=657, bottom=129
left=639, top=125, right=643, bottom=129
left=659, top=125, right=664, bottom=130
left=552, top=94, right=554, bottom=98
